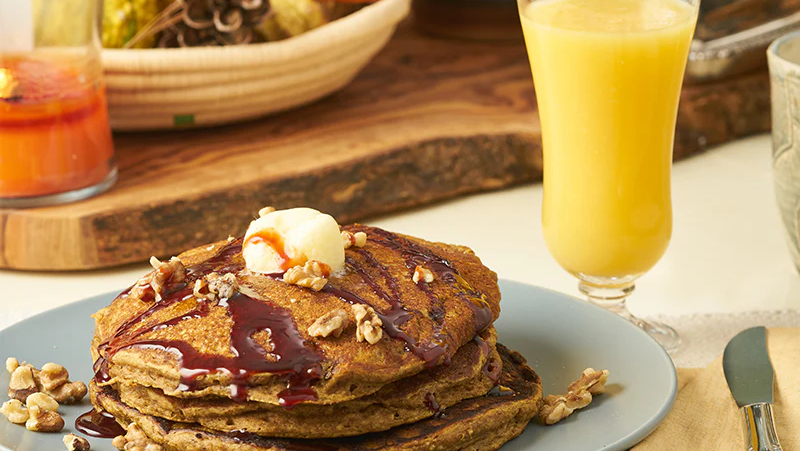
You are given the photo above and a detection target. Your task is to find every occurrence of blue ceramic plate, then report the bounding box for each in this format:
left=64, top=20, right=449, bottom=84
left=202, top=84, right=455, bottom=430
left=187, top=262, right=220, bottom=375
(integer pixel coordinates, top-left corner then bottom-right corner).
left=0, top=280, right=676, bottom=451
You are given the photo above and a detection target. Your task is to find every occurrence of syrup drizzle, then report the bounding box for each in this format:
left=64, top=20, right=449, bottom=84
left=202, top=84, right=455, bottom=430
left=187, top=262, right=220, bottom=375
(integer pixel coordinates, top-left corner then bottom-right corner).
left=423, top=392, right=446, bottom=419
left=90, top=239, right=323, bottom=410
left=75, top=409, right=126, bottom=438
left=473, top=335, right=500, bottom=384
left=324, top=226, right=493, bottom=368
left=87, top=224, right=494, bottom=436
left=129, top=292, right=324, bottom=407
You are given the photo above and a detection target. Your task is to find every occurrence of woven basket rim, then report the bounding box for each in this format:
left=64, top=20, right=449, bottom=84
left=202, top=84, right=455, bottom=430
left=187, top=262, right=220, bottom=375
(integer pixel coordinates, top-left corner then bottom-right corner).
left=101, top=0, right=409, bottom=72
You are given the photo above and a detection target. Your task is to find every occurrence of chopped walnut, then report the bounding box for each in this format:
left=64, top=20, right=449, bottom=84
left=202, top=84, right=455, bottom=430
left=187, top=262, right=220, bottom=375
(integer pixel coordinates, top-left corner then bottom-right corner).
left=112, top=422, right=163, bottom=451
left=352, top=304, right=383, bottom=345
left=8, top=366, right=38, bottom=402
left=6, top=357, right=19, bottom=374
left=258, top=206, right=276, bottom=217
left=308, top=309, right=349, bottom=338
left=283, top=260, right=331, bottom=291
left=412, top=266, right=434, bottom=284
left=569, top=367, right=609, bottom=395
left=341, top=231, right=367, bottom=249
left=194, top=272, right=238, bottom=301
left=0, top=399, right=29, bottom=424
left=130, top=257, right=186, bottom=302
left=47, top=381, right=88, bottom=404
left=26, top=393, right=59, bottom=412
left=26, top=405, right=64, bottom=432
left=63, top=433, right=91, bottom=451
left=6, top=361, right=87, bottom=405
left=40, top=363, right=69, bottom=392
left=538, top=368, right=609, bottom=425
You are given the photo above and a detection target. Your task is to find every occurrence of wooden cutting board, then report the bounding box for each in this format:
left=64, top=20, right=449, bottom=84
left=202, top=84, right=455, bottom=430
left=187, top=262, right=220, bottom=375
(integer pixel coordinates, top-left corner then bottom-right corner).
left=0, top=22, right=771, bottom=271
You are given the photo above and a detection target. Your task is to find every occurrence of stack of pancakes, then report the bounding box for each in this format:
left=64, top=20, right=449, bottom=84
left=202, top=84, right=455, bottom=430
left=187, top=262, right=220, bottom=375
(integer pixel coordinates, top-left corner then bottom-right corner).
left=89, top=225, right=543, bottom=450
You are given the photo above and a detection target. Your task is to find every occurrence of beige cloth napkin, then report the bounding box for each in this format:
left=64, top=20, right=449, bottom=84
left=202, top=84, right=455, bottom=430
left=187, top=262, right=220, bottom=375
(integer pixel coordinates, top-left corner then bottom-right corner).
left=633, top=328, right=800, bottom=451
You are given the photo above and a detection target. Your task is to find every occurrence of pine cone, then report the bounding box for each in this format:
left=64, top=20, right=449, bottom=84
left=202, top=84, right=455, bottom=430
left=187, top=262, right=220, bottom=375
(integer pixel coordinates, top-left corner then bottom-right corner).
left=158, top=0, right=271, bottom=47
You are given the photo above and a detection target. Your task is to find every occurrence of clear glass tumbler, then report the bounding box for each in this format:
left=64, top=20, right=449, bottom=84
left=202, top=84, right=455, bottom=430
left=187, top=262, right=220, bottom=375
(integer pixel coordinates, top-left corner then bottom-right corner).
left=0, top=0, right=116, bottom=207
left=518, top=0, right=700, bottom=353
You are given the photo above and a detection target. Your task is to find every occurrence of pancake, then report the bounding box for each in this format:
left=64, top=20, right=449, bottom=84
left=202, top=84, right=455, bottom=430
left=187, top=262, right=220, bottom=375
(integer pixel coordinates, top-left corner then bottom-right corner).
left=93, top=344, right=542, bottom=451
left=112, top=328, right=501, bottom=438
left=91, top=225, right=501, bottom=406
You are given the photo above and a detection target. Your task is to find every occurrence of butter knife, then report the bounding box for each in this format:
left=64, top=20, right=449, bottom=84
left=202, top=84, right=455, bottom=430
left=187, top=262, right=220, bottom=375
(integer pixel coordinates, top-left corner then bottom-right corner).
left=722, top=326, right=783, bottom=451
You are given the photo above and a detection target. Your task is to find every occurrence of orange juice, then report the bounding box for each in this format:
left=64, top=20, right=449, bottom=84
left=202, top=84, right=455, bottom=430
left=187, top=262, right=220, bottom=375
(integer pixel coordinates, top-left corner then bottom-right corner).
left=520, top=0, right=696, bottom=278
left=0, top=57, right=114, bottom=198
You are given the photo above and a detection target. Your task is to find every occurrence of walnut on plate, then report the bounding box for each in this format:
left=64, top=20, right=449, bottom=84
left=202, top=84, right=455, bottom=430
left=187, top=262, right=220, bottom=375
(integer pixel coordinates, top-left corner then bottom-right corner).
left=5, top=359, right=86, bottom=405
left=537, top=368, right=609, bottom=425
left=63, top=433, right=91, bottom=451
left=25, top=405, right=64, bottom=432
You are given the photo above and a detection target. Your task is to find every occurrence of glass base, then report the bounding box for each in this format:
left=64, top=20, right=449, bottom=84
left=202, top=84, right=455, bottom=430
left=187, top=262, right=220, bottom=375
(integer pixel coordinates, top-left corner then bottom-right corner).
left=579, top=278, right=680, bottom=354
left=0, top=167, right=118, bottom=209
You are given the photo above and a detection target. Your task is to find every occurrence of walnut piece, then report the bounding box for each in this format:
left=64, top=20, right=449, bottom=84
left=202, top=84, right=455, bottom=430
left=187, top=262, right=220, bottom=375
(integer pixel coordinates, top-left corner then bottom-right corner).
left=6, top=361, right=87, bottom=405
left=412, top=266, right=434, bottom=284
left=26, top=405, right=64, bottom=432
left=6, top=357, right=19, bottom=374
left=258, top=206, right=276, bottom=217
left=341, top=231, right=368, bottom=249
left=0, top=399, right=29, bottom=424
left=26, top=392, right=59, bottom=412
left=537, top=368, right=609, bottom=425
left=568, top=367, right=609, bottom=395
left=194, top=272, right=238, bottom=301
left=352, top=304, right=383, bottom=345
left=113, top=422, right=163, bottom=451
left=131, top=257, right=186, bottom=302
left=8, top=366, right=38, bottom=402
left=308, top=309, right=349, bottom=338
left=40, top=363, right=69, bottom=392
left=63, top=433, right=91, bottom=451
left=283, top=260, right=331, bottom=291
left=47, top=381, right=88, bottom=404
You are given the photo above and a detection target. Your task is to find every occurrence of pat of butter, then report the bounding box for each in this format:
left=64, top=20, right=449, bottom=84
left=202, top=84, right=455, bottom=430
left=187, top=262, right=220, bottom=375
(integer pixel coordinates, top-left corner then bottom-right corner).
left=243, top=208, right=344, bottom=274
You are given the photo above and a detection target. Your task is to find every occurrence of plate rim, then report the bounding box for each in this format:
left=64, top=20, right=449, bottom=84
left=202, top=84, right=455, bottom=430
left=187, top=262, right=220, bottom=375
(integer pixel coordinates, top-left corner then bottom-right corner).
left=0, top=280, right=677, bottom=451
left=498, top=280, right=677, bottom=451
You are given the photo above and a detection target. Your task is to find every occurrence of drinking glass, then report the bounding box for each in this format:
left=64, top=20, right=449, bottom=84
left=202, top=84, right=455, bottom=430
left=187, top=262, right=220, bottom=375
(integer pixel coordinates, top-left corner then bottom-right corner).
left=518, top=0, right=700, bottom=353
left=0, top=0, right=116, bottom=207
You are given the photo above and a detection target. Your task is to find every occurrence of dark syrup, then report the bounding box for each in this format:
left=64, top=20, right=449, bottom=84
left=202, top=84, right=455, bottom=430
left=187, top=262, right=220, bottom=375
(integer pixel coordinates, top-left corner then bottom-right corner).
left=423, top=392, right=446, bottom=419
left=473, top=335, right=500, bottom=384
left=89, top=238, right=323, bottom=415
left=75, top=409, right=126, bottom=438
left=130, top=292, right=323, bottom=407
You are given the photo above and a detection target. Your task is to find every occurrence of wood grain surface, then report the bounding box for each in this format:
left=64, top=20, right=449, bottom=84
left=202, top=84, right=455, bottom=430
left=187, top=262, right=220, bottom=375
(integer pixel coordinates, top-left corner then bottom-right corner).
left=0, top=23, right=771, bottom=270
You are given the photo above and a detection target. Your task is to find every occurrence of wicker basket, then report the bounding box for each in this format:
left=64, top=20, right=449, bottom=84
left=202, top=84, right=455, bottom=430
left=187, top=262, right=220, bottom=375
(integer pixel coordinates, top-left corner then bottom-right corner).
left=102, top=0, right=411, bottom=130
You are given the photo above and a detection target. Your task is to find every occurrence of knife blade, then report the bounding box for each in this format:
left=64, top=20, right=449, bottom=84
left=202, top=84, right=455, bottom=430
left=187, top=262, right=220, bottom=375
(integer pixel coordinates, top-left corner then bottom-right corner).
left=722, top=326, right=783, bottom=451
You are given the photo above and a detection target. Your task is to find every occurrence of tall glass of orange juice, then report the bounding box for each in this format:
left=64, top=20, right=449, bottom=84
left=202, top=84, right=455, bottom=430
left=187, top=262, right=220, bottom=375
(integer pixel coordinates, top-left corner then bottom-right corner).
left=518, top=0, right=699, bottom=352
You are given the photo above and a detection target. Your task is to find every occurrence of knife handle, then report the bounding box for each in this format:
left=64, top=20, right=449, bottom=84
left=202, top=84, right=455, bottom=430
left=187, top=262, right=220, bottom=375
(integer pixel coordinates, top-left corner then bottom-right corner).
left=741, top=403, right=783, bottom=451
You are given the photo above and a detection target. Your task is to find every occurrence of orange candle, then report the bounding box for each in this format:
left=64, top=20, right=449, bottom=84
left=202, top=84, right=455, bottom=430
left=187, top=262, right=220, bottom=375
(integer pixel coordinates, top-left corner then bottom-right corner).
left=0, top=57, right=115, bottom=199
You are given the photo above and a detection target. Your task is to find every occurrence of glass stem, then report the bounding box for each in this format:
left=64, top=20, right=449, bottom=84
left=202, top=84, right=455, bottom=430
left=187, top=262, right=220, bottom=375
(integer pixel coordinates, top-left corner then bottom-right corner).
left=578, top=281, right=638, bottom=323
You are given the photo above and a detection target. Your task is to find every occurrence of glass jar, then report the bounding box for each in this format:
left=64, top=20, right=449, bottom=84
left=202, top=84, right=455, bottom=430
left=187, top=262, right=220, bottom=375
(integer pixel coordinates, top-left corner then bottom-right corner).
left=0, top=0, right=116, bottom=207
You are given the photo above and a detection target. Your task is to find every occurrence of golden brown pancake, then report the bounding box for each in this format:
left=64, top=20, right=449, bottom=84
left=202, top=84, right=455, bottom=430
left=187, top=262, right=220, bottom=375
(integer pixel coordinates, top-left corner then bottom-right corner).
left=91, top=225, right=501, bottom=406
left=93, top=344, right=542, bottom=451
left=110, top=328, right=500, bottom=438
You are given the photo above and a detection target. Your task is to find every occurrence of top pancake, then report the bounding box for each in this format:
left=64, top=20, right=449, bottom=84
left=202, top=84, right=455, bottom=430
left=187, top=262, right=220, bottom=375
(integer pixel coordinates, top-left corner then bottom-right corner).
left=91, top=225, right=501, bottom=406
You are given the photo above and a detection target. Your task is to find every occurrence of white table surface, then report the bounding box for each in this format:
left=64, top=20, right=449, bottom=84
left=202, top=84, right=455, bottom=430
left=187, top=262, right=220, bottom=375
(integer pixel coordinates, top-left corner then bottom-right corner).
left=1, top=134, right=798, bottom=331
